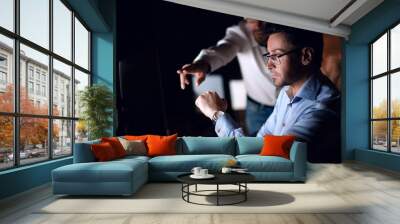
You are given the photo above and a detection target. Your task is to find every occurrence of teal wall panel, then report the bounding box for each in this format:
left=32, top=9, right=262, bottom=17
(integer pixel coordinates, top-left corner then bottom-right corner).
left=91, top=0, right=116, bottom=135
left=355, top=149, right=400, bottom=172
left=344, top=0, right=400, bottom=171
left=0, top=158, right=72, bottom=199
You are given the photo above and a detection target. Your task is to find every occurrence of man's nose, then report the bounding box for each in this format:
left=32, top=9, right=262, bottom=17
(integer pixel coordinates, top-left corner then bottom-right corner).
left=266, top=59, right=275, bottom=70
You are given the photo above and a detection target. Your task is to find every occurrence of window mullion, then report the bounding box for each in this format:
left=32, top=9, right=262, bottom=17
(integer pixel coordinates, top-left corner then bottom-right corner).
left=71, top=10, right=76, bottom=155
left=370, top=45, right=373, bottom=149
left=14, top=0, right=20, bottom=167
left=387, top=29, right=391, bottom=152
left=48, top=0, right=54, bottom=160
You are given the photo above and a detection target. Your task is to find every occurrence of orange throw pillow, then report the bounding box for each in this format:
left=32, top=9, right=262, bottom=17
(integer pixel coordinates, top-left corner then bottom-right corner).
left=260, top=135, right=295, bottom=159
left=101, top=137, right=127, bottom=158
left=146, top=134, right=178, bottom=157
left=124, top=135, right=148, bottom=141
left=91, top=142, right=118, bottom=161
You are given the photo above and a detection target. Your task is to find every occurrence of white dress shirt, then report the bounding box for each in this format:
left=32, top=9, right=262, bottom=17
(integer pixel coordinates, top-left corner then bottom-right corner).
left=194, top=22, right=277, bottom=106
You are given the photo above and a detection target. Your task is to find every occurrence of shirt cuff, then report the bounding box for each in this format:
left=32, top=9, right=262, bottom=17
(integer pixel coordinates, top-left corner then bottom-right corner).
left=214, top=113, right=241, bottom=137
left=194, top=50, right=217, bottom=72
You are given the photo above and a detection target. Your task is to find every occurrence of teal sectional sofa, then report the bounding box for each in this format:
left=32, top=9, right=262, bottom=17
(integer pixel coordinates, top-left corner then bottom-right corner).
left=52, top=137, right=307, bottom=196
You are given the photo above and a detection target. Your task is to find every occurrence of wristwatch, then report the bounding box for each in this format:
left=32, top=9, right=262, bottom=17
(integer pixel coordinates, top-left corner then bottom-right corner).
left=211, top=111, right=225, bottom=122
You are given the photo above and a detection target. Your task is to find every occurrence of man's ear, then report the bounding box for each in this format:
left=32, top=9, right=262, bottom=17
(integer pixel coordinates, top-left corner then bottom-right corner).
left=301, top=47, right=314, bottom=66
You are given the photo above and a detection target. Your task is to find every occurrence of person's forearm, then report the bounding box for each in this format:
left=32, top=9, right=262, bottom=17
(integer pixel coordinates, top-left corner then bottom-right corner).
left=193, top=26, right=242, bottom=73
left=194, top=42, right=239, bottom=73
left=214, top=113, right=245, bottom=137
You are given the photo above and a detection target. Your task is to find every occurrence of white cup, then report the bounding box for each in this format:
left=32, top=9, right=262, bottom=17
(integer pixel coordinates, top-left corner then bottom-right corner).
left=200, top=169, right=208, bottom=176
left=221, top=167, right=232, bottom=174
left=191, top=167, right=202, bottom=176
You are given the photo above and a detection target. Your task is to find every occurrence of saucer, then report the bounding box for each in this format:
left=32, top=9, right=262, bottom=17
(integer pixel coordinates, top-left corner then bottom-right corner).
left=190, top=174, right=215, bottom=179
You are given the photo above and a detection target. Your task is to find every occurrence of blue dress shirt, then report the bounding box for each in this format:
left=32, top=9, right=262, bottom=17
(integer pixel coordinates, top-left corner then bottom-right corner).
left=215, top=73, right=341, bottom=162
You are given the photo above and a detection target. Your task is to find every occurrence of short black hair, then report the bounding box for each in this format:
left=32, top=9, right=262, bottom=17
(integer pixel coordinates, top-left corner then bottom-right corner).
left=264, top=23, right=323, bottom=68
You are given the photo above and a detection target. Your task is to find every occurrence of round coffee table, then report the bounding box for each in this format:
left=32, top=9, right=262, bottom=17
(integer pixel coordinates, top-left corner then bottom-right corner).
left=177, top=173, right=255, bottom=206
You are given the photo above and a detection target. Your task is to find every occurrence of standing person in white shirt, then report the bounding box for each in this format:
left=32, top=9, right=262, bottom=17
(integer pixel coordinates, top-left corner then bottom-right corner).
left=177, top=18, right=277, bottom=136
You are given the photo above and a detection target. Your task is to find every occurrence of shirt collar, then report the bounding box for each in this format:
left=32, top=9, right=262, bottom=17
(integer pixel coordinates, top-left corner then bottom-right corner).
left=284, top=73, right=321, bottom=103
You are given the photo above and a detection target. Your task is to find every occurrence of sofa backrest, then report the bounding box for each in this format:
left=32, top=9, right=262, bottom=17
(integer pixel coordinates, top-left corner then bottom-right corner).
left=74, top=137, right=237, bottom=162
left=176, top=137, right=236, bottom=155
left=73, top=139, right=100, bottom=163
left=73, top=136, right=300, bottom=162
left=235, top=137, right=263, bottom=155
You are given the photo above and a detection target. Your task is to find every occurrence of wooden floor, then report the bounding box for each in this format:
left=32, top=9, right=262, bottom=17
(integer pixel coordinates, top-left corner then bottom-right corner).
left=1, top=162, right=400, bottom=224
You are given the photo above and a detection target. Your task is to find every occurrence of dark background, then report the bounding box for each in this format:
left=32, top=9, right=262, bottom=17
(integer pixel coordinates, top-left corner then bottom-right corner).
left=115, top=0, right=343, bottom=163
left=116, top=0, right=243, bottom=136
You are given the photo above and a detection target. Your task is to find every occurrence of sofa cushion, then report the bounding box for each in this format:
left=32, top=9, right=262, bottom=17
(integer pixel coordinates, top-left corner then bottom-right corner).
left=118, top=138, right=147, bottom=156
left=260, top=135, right=295, bottom=159
left=124, top=135, right=148, bottom=141
left=177, top=137, right=235, bottom=155
left=148, top=154, right=235, bottom=172
left=147, top=134, right=177, bottom=157
left=101, top=137, right=127, bottom=158
left=236, top=137, right=263, bottom=155
left=91, top=142, right=118, bottom=161
left=114, top=155, right=150, bottom=163
left=52, top=159, right=147, bottom=183
left=236, top=155, right=293, bottom=172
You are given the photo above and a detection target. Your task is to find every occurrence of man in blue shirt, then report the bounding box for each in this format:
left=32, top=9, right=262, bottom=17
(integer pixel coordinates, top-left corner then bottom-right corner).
left=195, top=24, right=341, bottom=163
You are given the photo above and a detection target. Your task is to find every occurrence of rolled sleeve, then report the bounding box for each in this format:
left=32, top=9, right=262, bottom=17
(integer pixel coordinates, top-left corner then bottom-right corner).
left=215, top=113, right=245, bottom=137
left=194, top=26, right=244, bottom=72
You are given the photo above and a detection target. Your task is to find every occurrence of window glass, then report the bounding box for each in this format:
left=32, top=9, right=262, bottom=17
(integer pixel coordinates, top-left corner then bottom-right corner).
left=391, top=72, right=400, bottom=118
left=53, top=59, right=72, bottom=117
left=20, top=117, right=49, bottom=165
left=75, top=120, right=88, bottom=143
left=53, top=119, right=72, bottom=158
left=20, top=44, right=49, bottom=115
left=372, top=121, right=388, bottom=151
left=372, top=33, right=387, bottom=76
left=372, top=77, right=387, bottom=119
left=20, top=0, right=49, bottom=49
left=0, top=116, right=14, bottom=170
left=74, top=18, right=89, bottom=70
left=74, top=69, right=89, bottom=118
left=391, top=120, right=400, bottom=153
left=391, top=24, right=400, bottom=70
left=0, top=34, right=14, bottom=113
left=0, top=0, right=14, bottom=32
left=53, top=0, right=72, bottom=60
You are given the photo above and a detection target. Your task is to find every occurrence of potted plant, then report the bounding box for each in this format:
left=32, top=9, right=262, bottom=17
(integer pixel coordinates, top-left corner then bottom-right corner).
left=79, top=84, right=113, bottom=140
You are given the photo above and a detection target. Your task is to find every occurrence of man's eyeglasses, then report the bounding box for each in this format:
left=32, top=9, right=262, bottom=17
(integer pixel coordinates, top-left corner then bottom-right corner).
left=262, top=48, right=301, bottom=65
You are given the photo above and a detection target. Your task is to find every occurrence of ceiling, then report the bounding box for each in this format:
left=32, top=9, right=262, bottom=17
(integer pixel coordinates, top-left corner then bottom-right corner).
left=163, top=0, right=384, bottom=39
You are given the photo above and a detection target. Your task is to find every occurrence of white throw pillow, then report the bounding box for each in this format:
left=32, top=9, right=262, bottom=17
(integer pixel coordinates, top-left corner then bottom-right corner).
left=118, top=137, right=147, bottom=156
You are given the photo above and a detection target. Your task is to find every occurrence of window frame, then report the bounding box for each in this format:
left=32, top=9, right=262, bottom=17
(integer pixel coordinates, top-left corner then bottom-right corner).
left=0, top=0, right=92, bottom=171
left=370, top=19, right=400, bottom=154
left=0, top=70, right=7, bottom=85
left=0, top=53, right=7, bottom=68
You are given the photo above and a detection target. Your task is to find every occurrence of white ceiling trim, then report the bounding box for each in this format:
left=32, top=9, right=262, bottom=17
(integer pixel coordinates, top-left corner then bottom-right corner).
left=340, top=0, right=383, bottom=25
left=164, top=0, right=351, bottom=38
left=330, top=0, right=368, bottom=27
